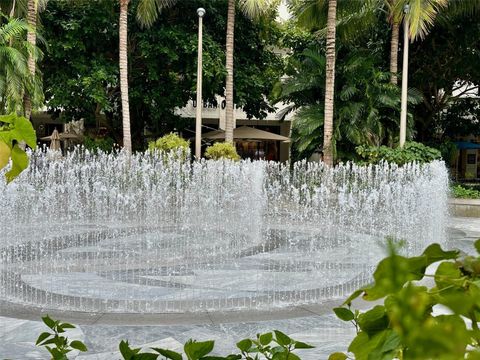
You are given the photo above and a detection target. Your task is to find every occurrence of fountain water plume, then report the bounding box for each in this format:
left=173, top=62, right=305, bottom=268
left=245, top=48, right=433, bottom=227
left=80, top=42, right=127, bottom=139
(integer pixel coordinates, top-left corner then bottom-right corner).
left=0, top=148, right=448, bottom=313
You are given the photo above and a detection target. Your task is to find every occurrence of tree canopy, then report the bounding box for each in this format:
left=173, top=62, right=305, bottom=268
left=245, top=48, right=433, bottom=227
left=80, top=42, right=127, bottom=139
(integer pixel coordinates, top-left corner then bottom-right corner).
left=41, top=0, right=283, bottom=148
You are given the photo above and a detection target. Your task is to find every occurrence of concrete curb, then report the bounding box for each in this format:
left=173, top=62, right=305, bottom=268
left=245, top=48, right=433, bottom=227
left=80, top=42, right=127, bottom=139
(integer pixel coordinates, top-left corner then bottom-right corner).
left=449, top=198, right=480, bottom=218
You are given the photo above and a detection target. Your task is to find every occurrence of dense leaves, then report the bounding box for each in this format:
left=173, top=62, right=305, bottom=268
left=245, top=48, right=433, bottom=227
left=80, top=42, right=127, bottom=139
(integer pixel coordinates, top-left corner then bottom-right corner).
left=331, top=239, right=480, bottom=360
left=410, top=12, right=480, bottom=142
left=0, top=113, right=36, bottom=182
left=38, top=322, right=313, bottom=360
left=356, top=141, right=442, bottom=165
left=0, top=12, right=43, bottom=114
left=41, top=0, right=283, bottom=149
left=275, top=43, right=419, bottom=161
left=204, top=142, right=240, bottom=161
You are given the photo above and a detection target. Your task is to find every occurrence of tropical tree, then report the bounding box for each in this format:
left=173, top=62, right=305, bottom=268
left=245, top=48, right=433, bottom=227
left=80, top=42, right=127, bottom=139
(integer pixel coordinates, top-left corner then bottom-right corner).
left=118, top=0, right=177, bottom=153
left=287, top=0, right=345, bottom=165
left=275, top=45, right=421, bottom=161
left=0, top=14, right=39, bottom=114
left=387, top=0, right=448, bottom=85
left=224, top=0, right=278, bottom=143
left=24, top=0, right=47, bottom=119
left=322, top=0, right=336, bottom=165
left=0, top=0, right=46, bottom=117
left=293, top=0, right=449, bottom=85
left=118, top=0, right=131, bottom=152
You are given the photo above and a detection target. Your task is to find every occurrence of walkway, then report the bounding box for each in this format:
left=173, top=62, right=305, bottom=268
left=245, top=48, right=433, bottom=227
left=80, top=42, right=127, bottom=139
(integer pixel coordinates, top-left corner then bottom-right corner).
left=1, top=217, right=479, bottom=360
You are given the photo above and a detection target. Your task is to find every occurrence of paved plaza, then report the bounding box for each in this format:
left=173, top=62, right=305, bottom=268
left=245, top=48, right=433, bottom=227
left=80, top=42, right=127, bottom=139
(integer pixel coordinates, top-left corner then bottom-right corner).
left=1, top=216, right=479, bottom=359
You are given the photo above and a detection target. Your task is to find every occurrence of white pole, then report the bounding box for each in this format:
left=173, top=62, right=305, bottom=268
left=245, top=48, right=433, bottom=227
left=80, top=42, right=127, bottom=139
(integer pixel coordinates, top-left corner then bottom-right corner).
left=399, top=4, right=410, bottom=148
left=195, top=8, right=205, bottom=159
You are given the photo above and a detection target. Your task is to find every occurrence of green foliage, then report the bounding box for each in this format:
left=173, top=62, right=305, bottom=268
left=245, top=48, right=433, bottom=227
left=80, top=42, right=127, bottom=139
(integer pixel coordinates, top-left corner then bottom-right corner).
left=204, top=142, right=240, bottom=161
left=41, top=0, right=283, bottom=147
left=36, top=324, right=313, bottom=360
left=0, top=113, right=36, bottom=182
left=117, top=330, right=313, bottom=360
left=451, top=184, right=480, bottom=199
left=431, top=140, right=458, bottom=167
left=36, top=315, right=87, bottom=360
left=148, top=132, right=189, bottom=154
left=275, top=43, right=420, bottom=161
left=356, top=141, right=442, bottom=165
left=330, top=239, right=480, bottom=359
left=83, top=135, right=116, bottom=153
left=0, top=13, right=43, bottom=114
left=410, top=11, right=480, bottom=141
left=41, top=1, right=119, bottom=129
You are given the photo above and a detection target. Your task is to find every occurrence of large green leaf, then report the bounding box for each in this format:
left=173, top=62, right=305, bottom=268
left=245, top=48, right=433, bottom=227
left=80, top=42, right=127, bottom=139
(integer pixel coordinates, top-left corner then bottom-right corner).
left=184, top=340, right=214, bottom=360
left=152, top=348, right=182, bottom=360
left=11, top=115, right=37, bottom=148
left=70, top=340, right=87, bottom=352
left=0, top=140, right=11, bottom=170
left=333, top=307, right=355, bottom=321
left=5, top=143, right=28, bottom=183
left=357, top=306, right=389, bottom=336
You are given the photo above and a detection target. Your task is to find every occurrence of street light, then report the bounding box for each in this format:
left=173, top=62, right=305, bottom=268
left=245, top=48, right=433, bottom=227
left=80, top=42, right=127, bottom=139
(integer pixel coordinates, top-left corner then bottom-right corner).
left=399, top=3, right=410, bottom=148
left=195, top=8, right=206, bottom=159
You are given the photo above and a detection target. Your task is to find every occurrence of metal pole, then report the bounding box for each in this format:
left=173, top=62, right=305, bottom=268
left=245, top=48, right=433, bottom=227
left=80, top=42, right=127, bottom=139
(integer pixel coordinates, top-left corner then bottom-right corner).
left=399, top=4, right=410, bottom=148
left=195, top=8, right=205, bottom=159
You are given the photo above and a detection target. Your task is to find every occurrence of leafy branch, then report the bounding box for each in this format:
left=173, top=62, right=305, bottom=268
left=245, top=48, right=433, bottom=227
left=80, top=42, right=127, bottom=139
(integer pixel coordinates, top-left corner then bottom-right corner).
left=0, top=112, right=36, bottom=182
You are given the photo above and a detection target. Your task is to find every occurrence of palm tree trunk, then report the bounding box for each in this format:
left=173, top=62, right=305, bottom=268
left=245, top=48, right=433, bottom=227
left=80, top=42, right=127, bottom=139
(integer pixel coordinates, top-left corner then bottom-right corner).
left=323, top=0, right=337, bottom=166
left=224, top=0, right=235, bottom=143
left=24, top=0, right=36, bottom=120
left=119, top=0, right=132, bottom=153
left=390, top=21, right=399, bottom=85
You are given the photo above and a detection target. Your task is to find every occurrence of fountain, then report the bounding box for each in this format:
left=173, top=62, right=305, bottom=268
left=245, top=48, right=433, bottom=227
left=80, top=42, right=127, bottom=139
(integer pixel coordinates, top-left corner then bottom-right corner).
left=0, top=149, right=448, bottom=314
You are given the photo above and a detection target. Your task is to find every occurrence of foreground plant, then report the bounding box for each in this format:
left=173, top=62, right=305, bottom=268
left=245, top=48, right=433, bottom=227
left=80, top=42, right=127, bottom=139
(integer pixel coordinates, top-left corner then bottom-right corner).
left=36, top=315, right=87, bottom=360
left=0, top=113, right=36, bottom=182
left=37, top=317, right=313, bottom=359
left=330, top=240, right=480, bottom=360
left=119, top=329, right=313, bottom=360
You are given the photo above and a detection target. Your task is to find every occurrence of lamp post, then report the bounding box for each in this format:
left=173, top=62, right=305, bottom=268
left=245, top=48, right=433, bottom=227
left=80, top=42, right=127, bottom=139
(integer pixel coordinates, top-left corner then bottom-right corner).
left=399, top=3, right=410, bottom=148
left=195, top=8, right=205, bottom=159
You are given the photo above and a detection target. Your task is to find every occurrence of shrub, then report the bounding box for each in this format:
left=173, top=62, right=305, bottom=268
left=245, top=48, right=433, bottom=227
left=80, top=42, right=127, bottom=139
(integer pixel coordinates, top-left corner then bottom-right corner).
left=84, top=135, right=115, bottom=153
left=330, top=239, right=480, bottom=360
left=204, top=142, right=240, bottom=161
left=356, top=141, right=442, bottom=165
left=148, top=133, right=189, bottom=154
left=451, top=184, right=480, bottom=199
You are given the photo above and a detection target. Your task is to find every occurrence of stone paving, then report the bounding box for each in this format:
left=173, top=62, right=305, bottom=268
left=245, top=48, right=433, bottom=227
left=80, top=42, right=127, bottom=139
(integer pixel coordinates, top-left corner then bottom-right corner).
left=1, top=217, right=480, bottom=360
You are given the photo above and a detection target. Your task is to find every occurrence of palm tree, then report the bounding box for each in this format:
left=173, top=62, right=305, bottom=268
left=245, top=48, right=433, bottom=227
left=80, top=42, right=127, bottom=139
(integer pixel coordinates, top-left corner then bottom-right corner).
left=0, top=16, right=36, bottom=113
left=1, top=0, right=46, bottom=117
left=388, top=0, right=448, bottom=85
left=224, top=0, right=278, bottom=143
left=297, top=0, right=448, bottom=85
left=118, top=0, right=177, bottom=153
left=288, top=0, right=344, bottom=165
left=322, top=0, right=336, bottom=166
left=23, top=0, right=47, bottom=119
left=119, top=0, right=131, bottom=152
left=274, top=46, right=422, bottom=160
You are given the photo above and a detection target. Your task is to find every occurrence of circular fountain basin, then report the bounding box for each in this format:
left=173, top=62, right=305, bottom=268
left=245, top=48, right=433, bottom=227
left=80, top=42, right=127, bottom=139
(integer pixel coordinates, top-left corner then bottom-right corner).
left=1, top=224, right=377, bottom=315
left=0, top=150, right=449, bottom=316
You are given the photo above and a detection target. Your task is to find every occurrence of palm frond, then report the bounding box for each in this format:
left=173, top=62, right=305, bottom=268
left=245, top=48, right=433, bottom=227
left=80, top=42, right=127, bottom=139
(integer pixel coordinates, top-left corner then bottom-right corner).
left=394, top=0, right=448, bottom=40
left=0, top=17, right=29, bottom=44
left=136, top=0, right=178, bottom=28
left=238, top=0, right=280, bottom=19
